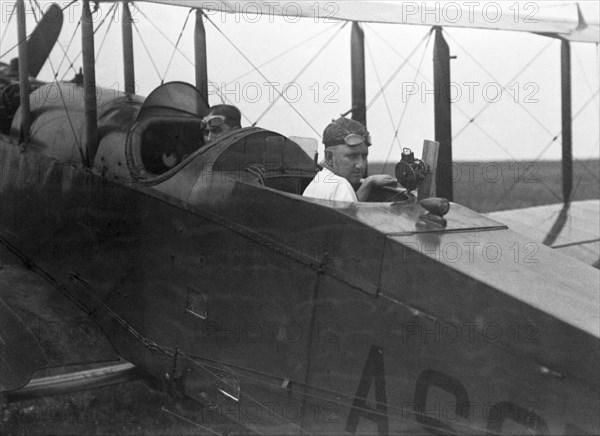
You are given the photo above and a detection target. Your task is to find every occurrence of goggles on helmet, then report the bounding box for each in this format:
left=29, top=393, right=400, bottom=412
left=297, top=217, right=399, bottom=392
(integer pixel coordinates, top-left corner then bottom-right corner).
left=202, top=115, right=226, bottom=131
left=325, top=133, right=371, bottom=148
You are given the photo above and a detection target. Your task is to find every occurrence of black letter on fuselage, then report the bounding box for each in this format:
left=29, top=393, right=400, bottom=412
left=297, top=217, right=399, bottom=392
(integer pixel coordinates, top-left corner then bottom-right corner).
left=345, top=345, right=389, bottom=435
left=414, top=369, right=470, bottom=435
left=486, top=401, right=549, bottom=434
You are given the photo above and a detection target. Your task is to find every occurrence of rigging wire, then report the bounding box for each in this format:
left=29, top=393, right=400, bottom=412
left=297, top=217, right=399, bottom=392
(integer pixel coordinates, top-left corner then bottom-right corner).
left=0, top=32, right=24, bottom=60
left=60, top=0, right=78, bottom=11
left=31, top=0, right=80, bottom=78
left=34, top=4, right=114, bottom=115
left=94, top=4, right=117, bottom=60
left=365, top=34, right=402, bottom=152
left=252, top=21, right=347, bottom=126
left=56, top=20, right=81, bottom=80
left=132, top=19, right=163, bottom=83
left=439, top=30, right=563, bottom=202
left=451, top=37, right=555, bottom=141
left=59, top=2, right=117, bottom=80
left=204, top=13, right=322, bottom=137
left=176, top=346, right=497, bottom=436
left=497, top=89, right=600, bottom=204
left=366, top=23, right=432, bottom=83
left=444, top=30, right=557, bottom=140
left=135, top=6, right=242, bottom=117
left=226, top=22, right=340, bottom=85
left=25, top=4, right=84, bottom=162
left=532, top=89, right=600, bottom=164
left=136, top=6, right=195, bottom=66
left=366, top=28, right=432, bottom=110
left=441, top=28, right=596, bottom=202
left=365, top=24, right=490, bottom=151
left=27, top=0, right=38, bottom=21
left=573, top=49, right=599, bottom=111
left=0, top=0, right=16, bottom=46
left=380, top=29, right=433, bottom=175
left=161, top=8, right=193, bottom=84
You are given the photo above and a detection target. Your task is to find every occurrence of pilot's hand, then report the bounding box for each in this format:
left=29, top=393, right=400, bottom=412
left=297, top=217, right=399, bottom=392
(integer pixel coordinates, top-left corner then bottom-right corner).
left=362, top=174, right=397, bottom=187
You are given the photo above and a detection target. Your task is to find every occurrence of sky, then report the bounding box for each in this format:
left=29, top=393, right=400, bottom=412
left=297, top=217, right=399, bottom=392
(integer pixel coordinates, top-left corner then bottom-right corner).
left=1, top=0, right=599, bottom=164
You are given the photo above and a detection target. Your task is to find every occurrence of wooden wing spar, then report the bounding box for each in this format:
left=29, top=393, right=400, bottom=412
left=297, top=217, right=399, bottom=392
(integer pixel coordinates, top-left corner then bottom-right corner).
left=126, top=0, right=600, bottom=43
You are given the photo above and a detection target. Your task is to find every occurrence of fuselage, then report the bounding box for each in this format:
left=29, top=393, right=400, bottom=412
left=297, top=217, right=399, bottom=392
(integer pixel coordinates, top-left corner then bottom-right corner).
left=1, top=81, right=598, bottom=435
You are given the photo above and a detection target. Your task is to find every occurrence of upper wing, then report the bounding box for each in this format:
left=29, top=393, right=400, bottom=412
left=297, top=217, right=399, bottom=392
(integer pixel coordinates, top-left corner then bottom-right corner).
left=487, top=200, right=600, bottom=268
left=124, top=1, right=600, bottom=43
left=0, top=262, right=120, bottom=392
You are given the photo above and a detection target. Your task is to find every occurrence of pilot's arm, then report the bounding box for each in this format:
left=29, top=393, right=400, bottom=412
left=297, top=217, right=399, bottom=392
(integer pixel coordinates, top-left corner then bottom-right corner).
left=356, top=174, right=398, bottom=201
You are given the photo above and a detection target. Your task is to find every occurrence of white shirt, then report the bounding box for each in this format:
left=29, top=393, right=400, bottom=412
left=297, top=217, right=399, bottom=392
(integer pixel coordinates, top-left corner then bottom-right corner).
left=303, top=167, right=358, bottom=202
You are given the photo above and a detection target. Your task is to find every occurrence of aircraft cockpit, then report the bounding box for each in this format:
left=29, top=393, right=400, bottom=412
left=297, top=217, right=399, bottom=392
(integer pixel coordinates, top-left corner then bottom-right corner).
left=124, top=82, right=319, bottom=195
left=126, top=82, right=208, bottom=179
left=12, top=79, right=412, bottom=203
left=122, top=82, right=412, bottom=202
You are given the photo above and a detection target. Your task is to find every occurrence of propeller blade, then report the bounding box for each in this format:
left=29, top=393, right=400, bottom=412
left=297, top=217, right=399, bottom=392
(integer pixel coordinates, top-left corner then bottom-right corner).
left=27, top=3, right=63, bottom=78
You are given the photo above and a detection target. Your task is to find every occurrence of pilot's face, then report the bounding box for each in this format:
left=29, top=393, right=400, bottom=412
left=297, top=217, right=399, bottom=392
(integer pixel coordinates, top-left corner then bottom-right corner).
left=327, top=142, right=368, bottom=185
left=203, top=114, right=234, bottom=143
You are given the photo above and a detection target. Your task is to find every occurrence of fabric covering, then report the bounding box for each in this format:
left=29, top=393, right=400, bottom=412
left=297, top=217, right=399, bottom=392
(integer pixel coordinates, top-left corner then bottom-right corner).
left=128, top=1, right=600, bottom=43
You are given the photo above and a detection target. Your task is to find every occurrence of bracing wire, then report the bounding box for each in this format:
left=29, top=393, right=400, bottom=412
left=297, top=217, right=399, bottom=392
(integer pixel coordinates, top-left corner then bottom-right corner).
left=25, top=3, right=84, bottom=162
left=136, top=6, right=195, bottom=65
left=451, top=36, right=555, bottom=141
left=366, top=28, right=432, bottom=110
left=60, top=0, right=77, bottom=12
left=56, top=20, right=81, bottom=80
left=445, top=30, right=557, bottom=140
left=365, top=24, right=487, bottom=154
left=94, top=4, right=117, bottom=60
left=27, top=0, right=38, bottom=21
left=532, top=89, right=600, bottom=163
left=497, top=88, right=600, bottom=204
left=438, top=29, right=567, bottom=203
left=135, top=6, right=244, bottom=117
left=59, top=2, right=117, bottom=80
left=161, top=8, right=193, bottom=84
left=31, top=0, right=80, bottom=78
left=204, top=13, right=322, bottom=137
left=132, top=19, right=162, bottom=83
left=252, top=21, right=347, bottom=126
left=0, top=1, right=16, bottom=46
left=380, top=29, right=433, bottom=175
left=226, top=22, right=340, bottom=85
left=365, top=34, right=402, bottom=152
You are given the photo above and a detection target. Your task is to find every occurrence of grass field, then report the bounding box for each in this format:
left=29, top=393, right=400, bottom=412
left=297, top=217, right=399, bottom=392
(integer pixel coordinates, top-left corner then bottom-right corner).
left=369, top=159, right=600, bottom=213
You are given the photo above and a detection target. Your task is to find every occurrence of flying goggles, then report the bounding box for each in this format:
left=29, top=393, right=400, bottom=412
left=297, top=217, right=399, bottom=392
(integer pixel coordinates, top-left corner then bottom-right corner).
left=326, top=133, right=371, bottom=147
left=201, top=115, right=225, bottom=131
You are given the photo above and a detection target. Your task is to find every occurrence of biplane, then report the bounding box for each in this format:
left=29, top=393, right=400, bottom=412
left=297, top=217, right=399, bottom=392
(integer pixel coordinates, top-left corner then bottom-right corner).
left=1, top=1, right=599, bottom=435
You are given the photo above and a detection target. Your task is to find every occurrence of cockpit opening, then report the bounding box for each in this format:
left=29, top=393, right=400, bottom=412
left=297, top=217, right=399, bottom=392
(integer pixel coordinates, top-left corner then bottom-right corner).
left=211, top=130, right=318, bottom=195
left=140, top=118, right=205, bottom=175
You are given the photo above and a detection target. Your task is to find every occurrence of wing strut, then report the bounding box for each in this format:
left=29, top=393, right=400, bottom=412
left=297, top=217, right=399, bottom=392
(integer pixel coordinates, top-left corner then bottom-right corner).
left=350, top=22, right=366, bottom=127
left=433, top=27, right=453, bottom=201
left=561, top=39, right=573, bottom=204
left=82, top=0, right=98, bottom=166
left=16, top=0, right=31, bottom=141
left=122, top=2, right=135, bottom=94
left=194, top=9, right=209, bottom=107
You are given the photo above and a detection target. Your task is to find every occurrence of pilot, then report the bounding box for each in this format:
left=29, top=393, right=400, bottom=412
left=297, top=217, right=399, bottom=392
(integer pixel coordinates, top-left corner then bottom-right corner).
left=203, top=104, right=242, bottom=143
left=303, top=117, right=397, bottom=202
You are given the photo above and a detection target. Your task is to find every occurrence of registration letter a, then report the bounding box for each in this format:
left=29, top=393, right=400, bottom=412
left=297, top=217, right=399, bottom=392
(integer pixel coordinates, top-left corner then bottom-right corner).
left=345, top=345, right=389, bottom=435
